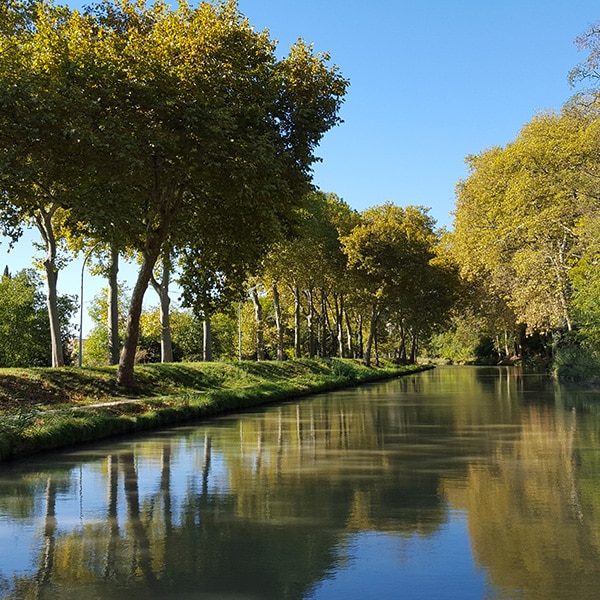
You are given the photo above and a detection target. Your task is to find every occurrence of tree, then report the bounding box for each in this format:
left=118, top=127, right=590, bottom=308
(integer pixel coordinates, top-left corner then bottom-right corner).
left=0, top=1, right=91, bottom=366
left=341, top=204, right=440, bottom=366
left=50, top=0, right=348, bottom=386
left=451, top=107, right=599, bottom=344
left=445, top=22, right=600, bottom=364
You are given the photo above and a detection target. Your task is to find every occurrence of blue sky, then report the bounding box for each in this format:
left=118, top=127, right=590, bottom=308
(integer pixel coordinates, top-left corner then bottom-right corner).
left=234, top=0, right=598, bottom=229
left=3, top=0, right=600, bottom=332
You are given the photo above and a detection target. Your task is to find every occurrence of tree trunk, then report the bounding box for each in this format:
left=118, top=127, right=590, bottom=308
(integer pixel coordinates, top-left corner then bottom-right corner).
left=344, top=308, right=353, bottom=358
left=319, top=289, right=328, bottom=357
left=117, top=245, right=162, bottom=387
left=43, top=257, right=64, bottom=367
left=251, top=287, right=265, bottom=361
left=117, top=182, right=181, bottom=386
left=357, top=314, right=364, bottom=359
left=398, top=318, right=407, bottom=363
left=203, top=318, right=212, bottom=362
left=293, top=284, right=302, bottom=359
left=363, top=303, right=379, bottom=367
left=36, top=208, right=64, bottom=367
left=272, top=281, right=285, bottom=361
left=374, top=323, right=380, bottom=367
left=335, top=295, right=344, bottom=358
left=305, top=287, right=316, bottom=358
left=410, top=331, right=418, bottom=364
left=107, top=245, right=120, bottom=365
left=150, top=250, right=173, bottom=363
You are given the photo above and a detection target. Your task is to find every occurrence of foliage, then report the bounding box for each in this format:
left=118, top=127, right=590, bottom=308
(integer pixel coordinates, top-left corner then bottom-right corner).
left=552, top=343, right=600, bottom=382
left=0, top=0, right=89, bottom=365
left=427, top=313, right=487, bottom=364
left=449, top=95, right=600, bottom=370
left=341, top=203, right=457, bottom=365
left=442, top=21, right=600, bottom=377
left=0, top=0, right=348, bottom=386
left=0, top=269, right=75, bottom=367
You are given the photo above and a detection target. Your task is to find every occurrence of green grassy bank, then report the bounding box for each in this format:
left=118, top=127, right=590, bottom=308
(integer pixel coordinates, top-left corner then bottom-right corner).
left=0, top=358, right=428, bottom=462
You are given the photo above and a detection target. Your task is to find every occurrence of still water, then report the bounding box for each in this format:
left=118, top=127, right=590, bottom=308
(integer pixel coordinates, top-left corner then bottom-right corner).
left=1, top=366, right=600, bottom=599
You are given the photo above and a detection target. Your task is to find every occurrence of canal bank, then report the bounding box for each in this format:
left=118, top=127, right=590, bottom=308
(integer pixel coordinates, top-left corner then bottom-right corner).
left=2, top=366, right=599, bottom=600
left=0, top=359, right=428, bottom=462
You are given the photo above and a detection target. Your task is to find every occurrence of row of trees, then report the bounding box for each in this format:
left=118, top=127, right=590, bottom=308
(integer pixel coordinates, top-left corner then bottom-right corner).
left=445, top=22, right=600, bottom=373
left=0, top=0, right=459, bottom=375
left=0, top=193, right=460, bottom=370
left=80, top=192, right=459, bottom=368
left=0, top=0, right=348, bottom=385
left=13, top=5, right=600, bottom=376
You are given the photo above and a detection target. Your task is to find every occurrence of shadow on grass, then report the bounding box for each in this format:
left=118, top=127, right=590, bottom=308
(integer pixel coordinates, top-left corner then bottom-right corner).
left=235, top=359, right=331, bottom=379
left=136, top=363, right=232, bottom=391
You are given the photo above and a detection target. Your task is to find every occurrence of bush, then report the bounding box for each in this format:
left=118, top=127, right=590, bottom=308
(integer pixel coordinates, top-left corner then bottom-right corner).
left=553, top=344, right=600, bottom=382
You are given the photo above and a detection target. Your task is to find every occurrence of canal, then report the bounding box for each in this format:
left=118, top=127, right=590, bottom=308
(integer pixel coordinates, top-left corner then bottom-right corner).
left=1, top=366, right=600, bottom=599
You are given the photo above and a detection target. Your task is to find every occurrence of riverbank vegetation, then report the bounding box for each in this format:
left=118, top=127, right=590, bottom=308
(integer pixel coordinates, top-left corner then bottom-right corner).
left=442, top=24, right=600, bottom=381
left=0, top=359, right=425, bottom=462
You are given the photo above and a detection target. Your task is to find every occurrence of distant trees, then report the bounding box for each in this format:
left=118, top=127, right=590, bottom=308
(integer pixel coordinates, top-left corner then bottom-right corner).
left=0, top=269, right=75, bottom=367
left=184, top=197, right=458, bottom=365
left=77, top=192, right=457, bottom=367
left=341, top=203, right=457, bottom=366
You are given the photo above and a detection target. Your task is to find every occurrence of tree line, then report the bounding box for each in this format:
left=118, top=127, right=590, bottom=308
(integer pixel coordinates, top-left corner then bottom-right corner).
left=0, top=0, right=459, bottom=379
left=0, top=0, right=348, bottom=385
left=444, top=22, right=600, bottom=375
left=8, top=2, right=597, bottom=379
left=0, top=192, right=460, bottom=371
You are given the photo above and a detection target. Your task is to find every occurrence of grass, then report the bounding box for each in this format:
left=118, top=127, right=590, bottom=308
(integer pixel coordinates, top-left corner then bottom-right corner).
left=0, top=358, right=429, bottom=462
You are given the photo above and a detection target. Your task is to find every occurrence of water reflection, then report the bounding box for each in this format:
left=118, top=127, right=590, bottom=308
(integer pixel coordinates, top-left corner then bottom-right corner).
left=1, top=367, right=600, bottom=599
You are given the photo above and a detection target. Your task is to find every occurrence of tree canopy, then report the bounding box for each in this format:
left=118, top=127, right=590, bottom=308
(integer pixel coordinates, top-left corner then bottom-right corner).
left=0, top=0, right=348, bottom=385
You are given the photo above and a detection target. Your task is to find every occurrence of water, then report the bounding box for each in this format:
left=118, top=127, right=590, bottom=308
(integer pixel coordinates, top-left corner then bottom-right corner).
left=1, top=366, right=600, bottom=599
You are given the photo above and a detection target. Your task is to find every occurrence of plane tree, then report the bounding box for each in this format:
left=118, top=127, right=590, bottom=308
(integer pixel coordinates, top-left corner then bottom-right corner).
left=0, top=1, right=92, bottom=366
left=452, top=107, right=599, bottom=343
left=15, top=0, right=347, bottom=386
left=341, top=204, right=442, bottom=366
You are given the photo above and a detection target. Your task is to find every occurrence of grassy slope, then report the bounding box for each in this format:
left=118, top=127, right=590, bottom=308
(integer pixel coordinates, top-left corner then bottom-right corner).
left=0, top=358, right=428, bottom=462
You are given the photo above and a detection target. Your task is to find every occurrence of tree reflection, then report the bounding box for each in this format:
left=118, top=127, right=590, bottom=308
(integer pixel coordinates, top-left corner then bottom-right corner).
left=0, top=387, right=452, bottom=599
left=443, top=404, right=600, bottom=599
left=38, top=477, right=57, bottom=588
left=104, top=454, right=119, bottom=579
left=120, top=451, right=156, bottom=588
